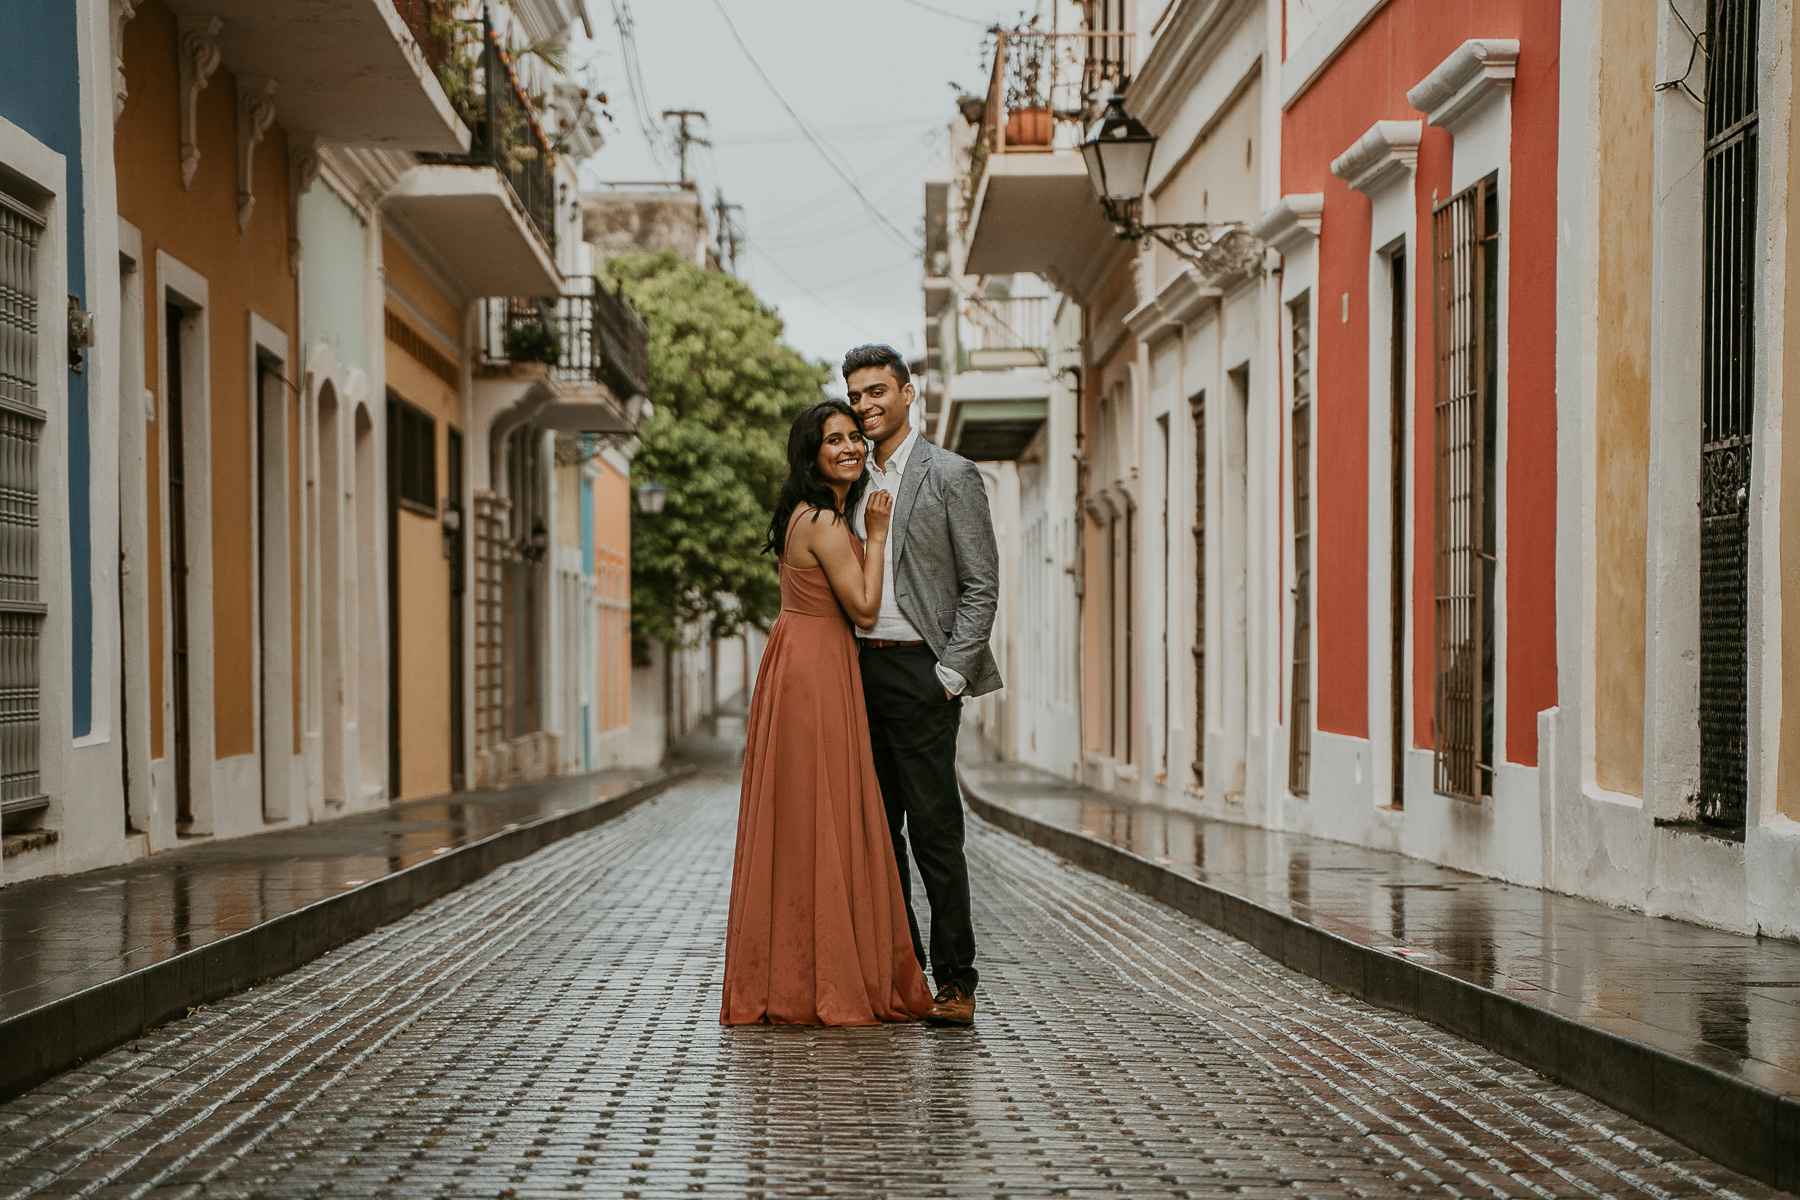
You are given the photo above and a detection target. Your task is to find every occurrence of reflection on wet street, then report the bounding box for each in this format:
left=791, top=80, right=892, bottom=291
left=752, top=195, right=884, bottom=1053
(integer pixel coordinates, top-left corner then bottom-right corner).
left=0, top=774, right=1780, bottom=1198
left=962, top=758, right=1800, bottom=1100
left=0, top=769, right=661, bottom=1024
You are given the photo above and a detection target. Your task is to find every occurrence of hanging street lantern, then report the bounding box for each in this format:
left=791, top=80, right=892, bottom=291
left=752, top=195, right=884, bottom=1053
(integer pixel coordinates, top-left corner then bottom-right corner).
left=1079, top=94, right=1264, bottom=275
left=1079, top=95, right=1157, bottom=233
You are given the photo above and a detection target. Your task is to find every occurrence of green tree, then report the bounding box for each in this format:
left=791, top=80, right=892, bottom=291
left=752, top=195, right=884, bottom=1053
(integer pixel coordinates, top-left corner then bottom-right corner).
left=606, top=250, right=826, bottom=652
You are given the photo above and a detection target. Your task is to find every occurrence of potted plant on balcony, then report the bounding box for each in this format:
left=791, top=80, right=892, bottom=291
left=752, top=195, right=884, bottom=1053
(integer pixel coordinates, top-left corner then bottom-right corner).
left=504, top=311, right=562, bottom=365
left=1004, top=23, right=1052, bottom=149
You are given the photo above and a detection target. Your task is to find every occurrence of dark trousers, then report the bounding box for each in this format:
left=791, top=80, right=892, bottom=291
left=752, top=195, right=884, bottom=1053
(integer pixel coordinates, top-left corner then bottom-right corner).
left=858, top=643, right=978, bottom=994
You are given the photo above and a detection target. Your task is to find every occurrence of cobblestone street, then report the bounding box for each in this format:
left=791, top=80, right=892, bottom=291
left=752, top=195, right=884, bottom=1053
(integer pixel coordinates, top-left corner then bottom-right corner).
left=0, top=774, right=1781, bottom=1199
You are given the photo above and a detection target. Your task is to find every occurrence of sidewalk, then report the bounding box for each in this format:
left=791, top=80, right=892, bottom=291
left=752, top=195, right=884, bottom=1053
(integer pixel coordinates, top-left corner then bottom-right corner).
left=958, top=756, right=1800, bottom=1192
left=0, top=764, right=690, bottom=1101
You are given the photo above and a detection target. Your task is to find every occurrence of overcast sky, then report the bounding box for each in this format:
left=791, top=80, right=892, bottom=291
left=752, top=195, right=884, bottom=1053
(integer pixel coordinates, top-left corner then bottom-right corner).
left=569, top=0, right=1037, bottom=387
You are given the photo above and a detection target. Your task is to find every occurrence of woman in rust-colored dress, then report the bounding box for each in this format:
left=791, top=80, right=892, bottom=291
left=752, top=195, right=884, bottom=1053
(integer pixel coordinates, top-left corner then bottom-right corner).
left=720, top=401, right=935, bottom=1026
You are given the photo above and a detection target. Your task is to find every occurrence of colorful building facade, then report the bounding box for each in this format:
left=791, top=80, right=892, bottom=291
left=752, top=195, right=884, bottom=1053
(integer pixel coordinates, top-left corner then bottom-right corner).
left=0, top=0, right=645, bottom=884
left=935, top=0, right=1800, bottom=937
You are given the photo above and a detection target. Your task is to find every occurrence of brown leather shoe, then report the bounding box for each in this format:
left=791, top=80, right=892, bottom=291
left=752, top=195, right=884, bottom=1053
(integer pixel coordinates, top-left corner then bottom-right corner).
left=926, top=983, right=975, bottom=1027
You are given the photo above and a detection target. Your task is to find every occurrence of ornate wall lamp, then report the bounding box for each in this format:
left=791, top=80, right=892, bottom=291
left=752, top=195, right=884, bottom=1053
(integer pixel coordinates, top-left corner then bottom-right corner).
left=1079, top=96, right=1262, bottom=275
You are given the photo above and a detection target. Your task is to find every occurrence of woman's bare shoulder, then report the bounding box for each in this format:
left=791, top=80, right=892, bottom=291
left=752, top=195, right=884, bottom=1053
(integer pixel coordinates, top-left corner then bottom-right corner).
left=786, top=504, right=847, bottom=558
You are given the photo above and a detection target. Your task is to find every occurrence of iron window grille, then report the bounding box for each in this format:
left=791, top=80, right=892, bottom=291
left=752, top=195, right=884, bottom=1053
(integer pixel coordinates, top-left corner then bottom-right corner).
left=0, top=191, right=46, bottom=819
left=1697, top=0, right=1759, bottom=831
left=1432, top=175, right=1500, bottom=802
left=392, top=399, right=438, bottom=515
left=1190, top=395, right=1205, bottom=787
left=1288, top=297, right=1313, bottom=797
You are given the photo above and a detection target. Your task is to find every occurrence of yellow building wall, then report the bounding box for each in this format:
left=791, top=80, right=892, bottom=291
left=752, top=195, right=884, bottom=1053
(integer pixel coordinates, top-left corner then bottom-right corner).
left=117, top=0, right=300, bottom=763
left=384, top=240, right=464, bottom=800
left=593, top=461, right=632, bottom=733
left=1592, top=0, right=1656, bottom=797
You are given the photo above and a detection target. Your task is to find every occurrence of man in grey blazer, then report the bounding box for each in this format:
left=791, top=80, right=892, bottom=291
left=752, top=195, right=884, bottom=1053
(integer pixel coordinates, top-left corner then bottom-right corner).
left=845, top=344, right=1001, bottom=1027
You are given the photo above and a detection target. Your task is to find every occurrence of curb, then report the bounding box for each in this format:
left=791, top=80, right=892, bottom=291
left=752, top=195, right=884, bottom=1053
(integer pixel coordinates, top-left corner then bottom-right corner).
left=0, top=765, right=698, bottom=1103
left=959, top=768, right=1800, bottom=1194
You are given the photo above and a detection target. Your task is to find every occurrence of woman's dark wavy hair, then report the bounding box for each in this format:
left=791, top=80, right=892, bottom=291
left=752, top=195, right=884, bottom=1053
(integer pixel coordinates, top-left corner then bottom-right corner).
left=764, top=400, right=870, bottom=559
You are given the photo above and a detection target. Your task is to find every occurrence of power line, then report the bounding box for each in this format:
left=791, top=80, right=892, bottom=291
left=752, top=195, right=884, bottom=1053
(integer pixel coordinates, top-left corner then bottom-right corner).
left=896, top=0, right=992, bottom=25
left=608, top=0, right=670, bottom=169
left=704, top=0, right=920, bottom=256
left=696, top=3, right=1032, bottom=356
left=749, top=245, right=885, bottom=342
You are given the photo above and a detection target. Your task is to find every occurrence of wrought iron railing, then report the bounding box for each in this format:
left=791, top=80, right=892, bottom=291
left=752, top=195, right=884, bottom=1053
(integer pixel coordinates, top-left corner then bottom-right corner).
left=480, top=276, right=650, bottom=401
left=960, top=24, right=1132, bottom=232
left=421, top=10, right=555, bottom=252
left=979, top=26, right=1133, bottom=157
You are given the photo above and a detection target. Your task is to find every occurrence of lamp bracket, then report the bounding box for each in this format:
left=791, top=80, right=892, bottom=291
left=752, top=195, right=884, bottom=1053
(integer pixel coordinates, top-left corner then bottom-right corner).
left=1100, top=198, right=1264, bottom=278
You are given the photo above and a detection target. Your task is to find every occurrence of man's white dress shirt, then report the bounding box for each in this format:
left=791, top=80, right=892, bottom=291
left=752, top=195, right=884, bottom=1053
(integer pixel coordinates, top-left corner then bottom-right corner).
left=853, top=426, right=966, bottom=696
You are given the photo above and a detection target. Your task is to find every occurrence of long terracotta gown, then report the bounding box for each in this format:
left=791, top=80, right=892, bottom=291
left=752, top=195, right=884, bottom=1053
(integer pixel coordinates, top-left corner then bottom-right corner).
left=720, top=530, right=935, bottom=1026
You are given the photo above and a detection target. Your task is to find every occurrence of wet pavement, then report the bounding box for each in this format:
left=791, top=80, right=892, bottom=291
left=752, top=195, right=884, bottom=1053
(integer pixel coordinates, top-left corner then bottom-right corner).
left=0, top=769, right=665, bottom=1027
left=0, top=771, right=1781, bottom=1199
left=959, top=759, right=1800, bottom=1102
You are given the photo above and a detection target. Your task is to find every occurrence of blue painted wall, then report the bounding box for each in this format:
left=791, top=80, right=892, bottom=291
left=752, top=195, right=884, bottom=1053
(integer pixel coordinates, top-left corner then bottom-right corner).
left=0, top=2, right=93, bottom=737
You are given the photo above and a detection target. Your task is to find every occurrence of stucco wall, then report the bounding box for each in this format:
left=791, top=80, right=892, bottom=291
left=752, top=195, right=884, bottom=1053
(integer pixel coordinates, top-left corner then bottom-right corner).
left=300, top=188, right=369, bottom=374
left=593, top=458, right=630, bottom=735
left=1280, top=0, right=1561, bottom=766
left=1149, top=73, right=1263, bottom=288
left=383, top=239, right=463, bottom=802
left=0, top=0, right=92, bottom=738
left=1591, top=0, right=1655, bottom=797
left=1782, top=0, right=1800, bottom=824
left=117, top=0, right=300, bottom=766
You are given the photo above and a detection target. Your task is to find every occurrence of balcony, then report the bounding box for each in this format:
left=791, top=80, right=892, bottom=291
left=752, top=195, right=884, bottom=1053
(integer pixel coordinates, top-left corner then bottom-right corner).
left=960, top=294, right=1049, bottom=370
left=943, top=294, right=1050, bottom=461
left=385, top=14, right=560, bottom=298
left=162, top=0, right=468, bottom=153
left=478, top=276, right=650, bottom=434
left=960, top=26, right=1129, bottom=298
left=923, top=172, right=954, bottom=318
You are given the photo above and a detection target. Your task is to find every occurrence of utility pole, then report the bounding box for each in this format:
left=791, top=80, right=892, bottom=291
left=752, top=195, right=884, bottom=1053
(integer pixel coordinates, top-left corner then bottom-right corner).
left=712, top=191, right=744, bottom=274
left=661, top=109, right=709, bottom=184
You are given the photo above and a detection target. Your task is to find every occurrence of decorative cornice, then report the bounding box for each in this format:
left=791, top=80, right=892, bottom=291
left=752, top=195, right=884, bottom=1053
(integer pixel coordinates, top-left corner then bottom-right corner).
left=1330, top=120, right=1422, bottom=196
left=1406, top=39, right=1520, bottom=133
left=110, top=0, right=140, bottom=124
left=237, top=77, right=278, bottom=231
left=287, top=136, right=321, bottom=274
left=176, top=14, right=222, bottom=189
left=1249, top=193, right=1323, bottom=256
left=1123, top=267, right=1222, bottom=342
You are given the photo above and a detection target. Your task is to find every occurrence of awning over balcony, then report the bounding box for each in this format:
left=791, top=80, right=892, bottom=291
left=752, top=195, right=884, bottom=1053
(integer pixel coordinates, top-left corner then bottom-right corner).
left=161, top=0, right=468, bottom=153
left=385, top=165, right=561, bottom=299
left=944, top=369, right=1049, bottom=462
left=947, top=398, right=1048, bottom=461
left=963, top=151, right=1118, bottom=296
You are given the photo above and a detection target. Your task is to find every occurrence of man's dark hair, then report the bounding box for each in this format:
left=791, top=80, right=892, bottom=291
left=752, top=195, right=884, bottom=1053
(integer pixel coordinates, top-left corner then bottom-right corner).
left=841, top=343, right=911, bottom=387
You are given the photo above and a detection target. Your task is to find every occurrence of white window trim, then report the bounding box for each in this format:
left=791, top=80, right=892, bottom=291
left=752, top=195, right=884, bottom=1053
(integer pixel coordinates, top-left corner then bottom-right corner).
left=1333, top=120, right=1422, bottom=811
left=156, top=251, right=216, bottom=836
left=0, top=117, right=71, bottom=852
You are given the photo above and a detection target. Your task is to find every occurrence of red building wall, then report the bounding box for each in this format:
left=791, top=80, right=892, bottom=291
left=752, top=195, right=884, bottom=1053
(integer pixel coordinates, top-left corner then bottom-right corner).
left=1281, top=0, right=1559, bottom=766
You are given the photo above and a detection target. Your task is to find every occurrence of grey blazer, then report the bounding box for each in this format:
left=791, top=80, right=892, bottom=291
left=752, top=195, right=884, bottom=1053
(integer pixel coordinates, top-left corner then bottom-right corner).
left=886, top=437, right=1003, bottom=697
